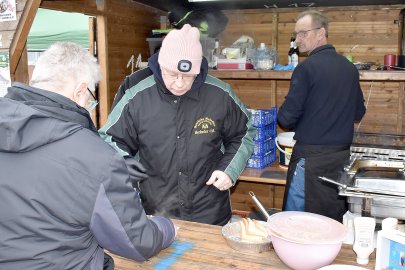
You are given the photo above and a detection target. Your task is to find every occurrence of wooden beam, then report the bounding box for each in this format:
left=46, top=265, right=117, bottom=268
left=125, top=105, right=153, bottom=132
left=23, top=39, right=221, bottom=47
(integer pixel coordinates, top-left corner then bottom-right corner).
left=271, top=13, right=278, bottom=49
left=40, top=0, right=97, bottom=15
left=270, top=80, right=277, bottom=107
left=96, top=14, right=110, bottom=126
left=96, top=0, right=105, bottom=12
left=13, top=43, right=29, bottom=83
left=88, top=16, right=99, bottom=127
left=9, top=0, right=41, bottom=78
left=209, top=70, right=405, bottom=81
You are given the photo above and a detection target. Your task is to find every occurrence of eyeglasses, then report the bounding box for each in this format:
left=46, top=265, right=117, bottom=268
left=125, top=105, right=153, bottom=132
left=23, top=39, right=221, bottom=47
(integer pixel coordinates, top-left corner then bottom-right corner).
left=87, top=88, right=99, bottom=111
left=161, top=70, right=196, bottom=83
left=294, top=27, right=321, bottom=38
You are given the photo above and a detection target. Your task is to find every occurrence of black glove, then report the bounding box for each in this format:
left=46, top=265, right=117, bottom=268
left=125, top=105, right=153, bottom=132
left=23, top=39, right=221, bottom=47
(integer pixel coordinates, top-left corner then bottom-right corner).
left=124, top=157, right=148, bottom=186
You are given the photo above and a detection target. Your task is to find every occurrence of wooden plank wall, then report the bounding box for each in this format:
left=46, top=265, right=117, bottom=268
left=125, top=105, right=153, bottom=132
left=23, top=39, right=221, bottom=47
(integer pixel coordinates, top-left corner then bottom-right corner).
left=218, top=6, right=404, bottom=212
left=230, top=181, right=285, bottom=213
left=217, top=6, right=405, bottom=136
left=105, top=0, right=163, bottom=110
left=219, top=7, right=401, bottom=69
left=41, top=0, right=164, bottom=124
left=37, top=2, right=404, bottom=133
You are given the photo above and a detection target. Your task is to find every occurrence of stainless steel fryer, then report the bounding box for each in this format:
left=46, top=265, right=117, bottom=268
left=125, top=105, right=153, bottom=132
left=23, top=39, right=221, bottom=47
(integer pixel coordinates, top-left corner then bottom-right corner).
left=319, top=159, right=405, bottom=221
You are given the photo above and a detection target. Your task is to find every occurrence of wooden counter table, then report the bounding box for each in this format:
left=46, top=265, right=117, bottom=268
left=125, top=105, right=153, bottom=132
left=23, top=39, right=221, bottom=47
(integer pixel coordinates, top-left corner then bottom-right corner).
left=109, top=219, right=375, bottom=270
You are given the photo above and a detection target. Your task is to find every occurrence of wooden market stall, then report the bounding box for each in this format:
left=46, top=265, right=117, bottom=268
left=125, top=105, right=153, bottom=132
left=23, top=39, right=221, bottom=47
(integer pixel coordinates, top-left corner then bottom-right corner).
left=4, top=0, right=405, bottom=214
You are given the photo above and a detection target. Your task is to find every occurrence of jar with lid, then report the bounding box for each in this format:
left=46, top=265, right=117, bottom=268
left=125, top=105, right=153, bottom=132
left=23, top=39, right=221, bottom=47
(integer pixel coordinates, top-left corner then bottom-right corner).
left=254, top=43, right=273, bottom=70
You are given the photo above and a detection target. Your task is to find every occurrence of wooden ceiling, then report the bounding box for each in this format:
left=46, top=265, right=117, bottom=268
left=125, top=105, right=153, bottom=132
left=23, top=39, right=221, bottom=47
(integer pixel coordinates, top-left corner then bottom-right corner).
left=132, top=0, right=405, bottom=11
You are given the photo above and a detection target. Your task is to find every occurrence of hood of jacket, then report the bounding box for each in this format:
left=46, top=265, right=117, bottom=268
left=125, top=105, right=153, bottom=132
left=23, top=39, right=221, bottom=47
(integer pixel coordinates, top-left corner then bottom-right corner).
left=148, top=52, right=208, bottom=94
left=1, top=82, right=97, bottom=153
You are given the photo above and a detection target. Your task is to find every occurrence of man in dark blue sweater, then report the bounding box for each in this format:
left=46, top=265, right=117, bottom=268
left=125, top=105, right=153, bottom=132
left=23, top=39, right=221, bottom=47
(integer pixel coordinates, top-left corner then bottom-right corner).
left=277, top=10, right=366, bottom=222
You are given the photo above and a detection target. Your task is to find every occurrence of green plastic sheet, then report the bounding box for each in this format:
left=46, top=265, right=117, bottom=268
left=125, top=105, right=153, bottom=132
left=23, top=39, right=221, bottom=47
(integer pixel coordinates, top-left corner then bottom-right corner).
left=28, top=8, right=89, bottom=51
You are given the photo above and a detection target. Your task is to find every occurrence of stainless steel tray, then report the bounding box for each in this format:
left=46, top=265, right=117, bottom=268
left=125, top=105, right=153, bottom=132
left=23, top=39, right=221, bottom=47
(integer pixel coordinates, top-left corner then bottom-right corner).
left=352, top=167, right=405, bottom=193
left=346, top=194, right=405, bottom=220
left=346, top=159, right=404, bottom=175
left=319, top=175, right=405, bottom=197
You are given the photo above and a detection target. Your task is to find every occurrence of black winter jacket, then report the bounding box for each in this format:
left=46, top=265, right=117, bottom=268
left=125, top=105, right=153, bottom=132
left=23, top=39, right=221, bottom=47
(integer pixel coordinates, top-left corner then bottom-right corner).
left=99, top=54, right=255, bottom=225
left=278, top=44, right=366, bottom=145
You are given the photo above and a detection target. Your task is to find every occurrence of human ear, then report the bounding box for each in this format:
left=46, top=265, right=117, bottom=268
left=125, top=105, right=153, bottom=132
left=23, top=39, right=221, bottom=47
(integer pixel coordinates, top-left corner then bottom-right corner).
left=319, top=27, right=326, bottom=39
left=73, top=82, right=88, bottom=107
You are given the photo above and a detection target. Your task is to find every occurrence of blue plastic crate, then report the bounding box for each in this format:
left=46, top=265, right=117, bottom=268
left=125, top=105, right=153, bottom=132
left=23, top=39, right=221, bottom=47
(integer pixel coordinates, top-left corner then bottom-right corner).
left=254, top=122, right=276, bottom=141
left=246, top=149, right=277, bottom=169
left=249, top=107, right=277, bottom=128
left=252, top=137, right=275, bottom=155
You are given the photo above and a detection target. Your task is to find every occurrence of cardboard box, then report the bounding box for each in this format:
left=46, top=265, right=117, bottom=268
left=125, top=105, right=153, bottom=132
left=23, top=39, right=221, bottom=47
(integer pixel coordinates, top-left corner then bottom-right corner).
left=217, top=58, right=254, bottom=70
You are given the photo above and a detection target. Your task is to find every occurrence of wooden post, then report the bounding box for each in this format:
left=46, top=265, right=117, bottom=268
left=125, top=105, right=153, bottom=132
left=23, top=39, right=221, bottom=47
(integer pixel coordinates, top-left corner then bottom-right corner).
left=398, top=82, right=404, bottom=134
left=13, top=43, right=29, bottom=83
left=96, top=14, right=109, bottom=127
left=271, top=13, right=278, bottom=50
left=270, top=13, right=279, bottom=108
left=10, top=0, right=41, bottom=80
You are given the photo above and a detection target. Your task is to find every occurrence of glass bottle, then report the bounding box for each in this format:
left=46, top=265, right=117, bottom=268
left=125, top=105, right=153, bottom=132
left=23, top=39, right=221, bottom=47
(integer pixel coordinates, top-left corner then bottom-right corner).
left=288, top=34, right=295, bottom=65
left=212, top=39, right=221, bottom=70
left=291, top=41, right=299, bottom=67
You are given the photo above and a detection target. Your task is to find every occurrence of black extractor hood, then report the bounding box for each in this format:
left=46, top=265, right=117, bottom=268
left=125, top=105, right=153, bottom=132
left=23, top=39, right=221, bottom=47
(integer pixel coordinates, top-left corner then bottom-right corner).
left=133, top=0, right=405, bottom=11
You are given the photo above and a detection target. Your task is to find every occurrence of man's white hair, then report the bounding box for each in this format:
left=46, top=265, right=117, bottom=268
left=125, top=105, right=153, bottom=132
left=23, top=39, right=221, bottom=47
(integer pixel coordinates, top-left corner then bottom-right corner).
left=30, top=42, right=101, bottom=92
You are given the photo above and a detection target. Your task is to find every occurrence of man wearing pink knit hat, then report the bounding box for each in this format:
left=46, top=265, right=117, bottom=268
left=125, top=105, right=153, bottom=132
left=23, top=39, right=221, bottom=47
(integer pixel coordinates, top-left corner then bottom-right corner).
left=100, top=24, right=255, bottom=225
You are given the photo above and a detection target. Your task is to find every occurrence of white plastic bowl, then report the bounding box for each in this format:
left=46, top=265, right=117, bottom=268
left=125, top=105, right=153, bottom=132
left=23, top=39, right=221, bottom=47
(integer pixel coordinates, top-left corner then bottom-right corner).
left=271, top=233, right=343, bottom=270
left=267, top=211, right=347, bottom=270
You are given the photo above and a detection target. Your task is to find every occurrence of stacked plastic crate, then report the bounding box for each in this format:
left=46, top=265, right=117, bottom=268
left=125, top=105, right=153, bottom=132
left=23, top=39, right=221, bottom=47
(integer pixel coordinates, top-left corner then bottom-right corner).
left=246, top=107, right=277, bottom=169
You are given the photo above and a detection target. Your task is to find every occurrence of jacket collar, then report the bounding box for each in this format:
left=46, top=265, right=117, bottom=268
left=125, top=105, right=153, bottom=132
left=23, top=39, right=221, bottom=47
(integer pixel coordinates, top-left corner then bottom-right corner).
left=309, top=44, right=335, bottom=57
left=6, top=82, right=97, bottom=132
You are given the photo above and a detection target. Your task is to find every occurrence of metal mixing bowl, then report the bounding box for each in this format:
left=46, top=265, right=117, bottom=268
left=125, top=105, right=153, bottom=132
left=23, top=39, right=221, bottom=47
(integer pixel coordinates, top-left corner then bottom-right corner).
left=221, top=220, right=272, bottom=253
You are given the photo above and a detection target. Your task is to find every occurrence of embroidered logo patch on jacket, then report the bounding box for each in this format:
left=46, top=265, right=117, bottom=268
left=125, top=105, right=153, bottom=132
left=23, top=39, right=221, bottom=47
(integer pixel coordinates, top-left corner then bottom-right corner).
left=193, top=117, right=216, bottom=135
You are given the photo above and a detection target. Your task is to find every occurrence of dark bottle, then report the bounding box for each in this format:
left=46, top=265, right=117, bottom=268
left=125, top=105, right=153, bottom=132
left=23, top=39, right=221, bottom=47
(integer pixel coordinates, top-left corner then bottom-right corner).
left=212, top=39, right=221, bottom=70
left=291, top=41, right=299, bottom=67
left=287, top=34, right=295, bottom=65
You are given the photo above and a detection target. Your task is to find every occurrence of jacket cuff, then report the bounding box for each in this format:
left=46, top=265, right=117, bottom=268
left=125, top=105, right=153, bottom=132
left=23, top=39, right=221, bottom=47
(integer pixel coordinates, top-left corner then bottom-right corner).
left=150, top=216, right=176, bottom=249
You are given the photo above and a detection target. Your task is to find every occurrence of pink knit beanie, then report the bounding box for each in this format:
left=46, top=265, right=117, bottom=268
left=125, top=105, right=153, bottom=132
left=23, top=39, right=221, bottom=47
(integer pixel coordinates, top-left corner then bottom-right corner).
left=158, top=24, right=202, bottom=74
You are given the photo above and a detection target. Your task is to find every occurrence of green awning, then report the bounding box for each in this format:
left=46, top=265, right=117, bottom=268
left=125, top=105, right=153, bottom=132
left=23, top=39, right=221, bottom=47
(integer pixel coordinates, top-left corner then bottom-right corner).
left=27, top=8, right=89, bottom=51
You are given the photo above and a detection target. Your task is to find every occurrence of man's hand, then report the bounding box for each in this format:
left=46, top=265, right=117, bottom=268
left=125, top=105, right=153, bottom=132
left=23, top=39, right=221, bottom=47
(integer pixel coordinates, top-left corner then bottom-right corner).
left=124, top=157, right=148, bottom=186
left=206, top=170, right=233, bottom=191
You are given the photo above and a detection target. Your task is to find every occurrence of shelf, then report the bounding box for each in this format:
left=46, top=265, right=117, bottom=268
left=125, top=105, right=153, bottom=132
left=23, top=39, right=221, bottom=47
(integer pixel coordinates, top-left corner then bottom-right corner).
left=239, top=163, right=287, bottom=185
left=209, top=70, right=405, bottom=81
left=209, top=70, right=293, bottom=80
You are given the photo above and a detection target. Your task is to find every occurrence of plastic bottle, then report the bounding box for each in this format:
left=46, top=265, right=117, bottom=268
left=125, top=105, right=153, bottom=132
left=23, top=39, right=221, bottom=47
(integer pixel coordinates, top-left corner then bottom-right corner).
left=255, top=43, right=272, bottom=70
left=381, top=217, right=398, bottom=231
left=353, top=217, right=376, bottom=265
